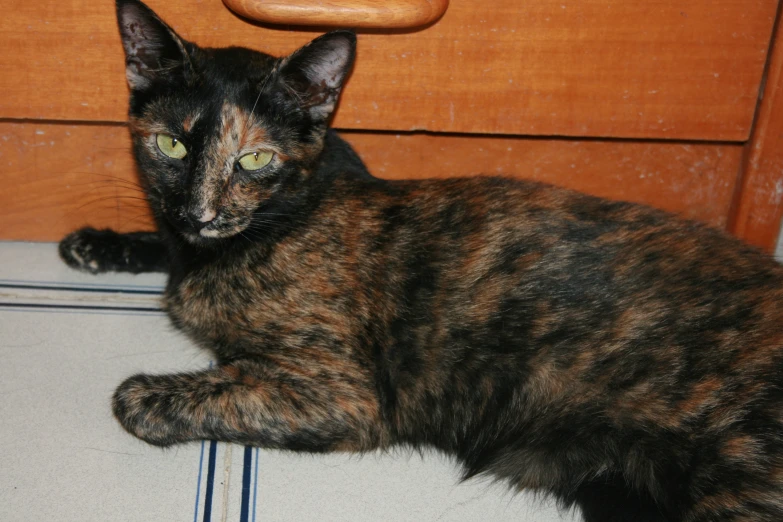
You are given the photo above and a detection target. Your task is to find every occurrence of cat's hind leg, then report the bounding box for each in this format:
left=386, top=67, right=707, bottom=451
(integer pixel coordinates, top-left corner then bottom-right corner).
left=59, top=227, right=167, bottom=274
left=111, top=359, right=383, bottom=451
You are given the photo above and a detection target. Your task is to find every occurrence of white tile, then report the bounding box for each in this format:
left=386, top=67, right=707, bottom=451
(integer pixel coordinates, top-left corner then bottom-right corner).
left=0, top=242, right=582, bottom=521
left=255, top=451, right=578, bottom=522
left=0, top=311, right=209, bottom=522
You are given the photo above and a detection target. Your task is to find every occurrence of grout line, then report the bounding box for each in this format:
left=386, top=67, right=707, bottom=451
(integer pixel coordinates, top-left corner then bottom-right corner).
left=221, top=445, right=233, bottom=522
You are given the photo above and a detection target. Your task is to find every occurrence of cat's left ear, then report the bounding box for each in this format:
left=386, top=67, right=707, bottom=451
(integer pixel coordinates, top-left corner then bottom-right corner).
left=278, top=31, right=357, bottom=121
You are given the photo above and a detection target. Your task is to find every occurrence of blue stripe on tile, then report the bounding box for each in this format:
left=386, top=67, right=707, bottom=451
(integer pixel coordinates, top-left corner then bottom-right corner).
left=0, top=302, right=161, bottom=313
left=193, top=440, right=206, bottom=522
left=0, top=278, right=164, bottom=291
left=239, top=446, right=253, bottom=522
left=202, top=441, right=218, bottom=522
left=0, top=282, right=162, bottom=295
left=252, top=448, right=259, bottom=522
left=0, top=307, right=165, bottom=317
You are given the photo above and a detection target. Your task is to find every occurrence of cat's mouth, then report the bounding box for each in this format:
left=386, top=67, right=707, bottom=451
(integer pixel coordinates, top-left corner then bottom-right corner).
left=168, top=211, right=249, bottom=246
left=181, top=225, right=245, bottom=245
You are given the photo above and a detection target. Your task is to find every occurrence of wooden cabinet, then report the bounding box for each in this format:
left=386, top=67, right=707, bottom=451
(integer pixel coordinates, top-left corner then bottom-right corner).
left=2, top=0, right=783, bottom=251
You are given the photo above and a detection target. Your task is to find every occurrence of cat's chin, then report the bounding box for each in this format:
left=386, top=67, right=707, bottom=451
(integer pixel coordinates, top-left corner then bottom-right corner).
left=181, top=232, right=220, bottom=248
left=180, top=228, right=242, bottom=248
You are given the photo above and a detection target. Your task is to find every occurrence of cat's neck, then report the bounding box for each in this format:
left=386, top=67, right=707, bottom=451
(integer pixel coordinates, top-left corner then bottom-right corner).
left=317, top=130, right=375, bottom=182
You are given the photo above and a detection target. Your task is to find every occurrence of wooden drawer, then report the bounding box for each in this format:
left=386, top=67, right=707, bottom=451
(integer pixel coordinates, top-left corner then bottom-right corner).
left=0, top=122, right=742, bottom=241
left=0, top=0, right=777, bottom=140
left=2, top=0, right=783, bottom=251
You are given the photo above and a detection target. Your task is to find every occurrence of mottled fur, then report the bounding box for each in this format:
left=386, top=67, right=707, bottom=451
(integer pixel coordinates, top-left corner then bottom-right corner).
left=59, top=1, right=783, bottom=520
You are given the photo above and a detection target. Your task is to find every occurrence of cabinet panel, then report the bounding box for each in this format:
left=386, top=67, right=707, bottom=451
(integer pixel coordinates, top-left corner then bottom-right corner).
left=344, top=131, right=742, bottom=226
left=0, top=0, right=776, bottom=140
left=730, top=4, right=783, bottom=251
left=0, top=122, right=743, bottom=241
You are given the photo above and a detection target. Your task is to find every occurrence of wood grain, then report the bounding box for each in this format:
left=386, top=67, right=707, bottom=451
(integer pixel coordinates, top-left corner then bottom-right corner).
left=729, top=7, right=783, bottom=253
left=344, top=132, right=742, bottom=227
left=0, top=123, right=155, bottom=241
left=0, top=122, right=743, bottom=241
left=223, top=0, right=449, bottom=29
left=0, top=0, right=776, bottom=140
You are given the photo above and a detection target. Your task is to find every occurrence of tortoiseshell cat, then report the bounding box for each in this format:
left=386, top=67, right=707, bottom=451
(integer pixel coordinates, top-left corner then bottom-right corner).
left=59, top=1, right=783, bottom=520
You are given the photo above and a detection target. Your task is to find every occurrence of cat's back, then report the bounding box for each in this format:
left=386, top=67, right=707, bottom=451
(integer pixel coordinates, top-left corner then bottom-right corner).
left=338, top=173, right=783, bottom=403
left=352, top=177, right=783, bottom=500
left=306, top=174, right=783, bottom=396
left=355, top=174, right=783, bottom=299
left=397, top=175, right=783, bottom=356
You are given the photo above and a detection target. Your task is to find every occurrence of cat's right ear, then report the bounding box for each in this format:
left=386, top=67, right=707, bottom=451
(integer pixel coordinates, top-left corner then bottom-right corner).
left=277, top=31, right=357, bottom=122
left=115, top=0, right=192, bottom=90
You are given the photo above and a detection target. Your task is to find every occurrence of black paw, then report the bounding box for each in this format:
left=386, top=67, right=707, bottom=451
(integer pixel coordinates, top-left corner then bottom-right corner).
left=58, top=227, right=167, bottom=274
left=59, top=227, right=119, bottom=274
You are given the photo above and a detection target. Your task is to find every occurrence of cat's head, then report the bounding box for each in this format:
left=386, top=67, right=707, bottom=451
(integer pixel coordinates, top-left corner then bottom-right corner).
left=116, top=0, right=355, bottom=245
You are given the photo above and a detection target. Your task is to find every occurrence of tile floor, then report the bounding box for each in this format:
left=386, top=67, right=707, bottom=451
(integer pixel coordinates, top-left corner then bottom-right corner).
left=0, top=241, right=580, bottom=522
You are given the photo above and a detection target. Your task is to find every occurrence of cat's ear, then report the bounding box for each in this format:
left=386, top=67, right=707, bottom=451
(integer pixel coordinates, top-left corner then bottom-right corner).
left=115, top=0, right=192, bottom=90
left=278, top=31, right=357, bottom=121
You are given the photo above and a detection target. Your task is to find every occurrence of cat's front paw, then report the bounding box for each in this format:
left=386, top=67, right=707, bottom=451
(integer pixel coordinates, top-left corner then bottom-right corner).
left=112, top=374, right=192, bottom=447
left=59, top=227, right=121, bottom=274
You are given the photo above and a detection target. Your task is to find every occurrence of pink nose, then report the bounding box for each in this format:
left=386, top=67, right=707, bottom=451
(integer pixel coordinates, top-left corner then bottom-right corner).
left=187, top=209, right=216, bottom=231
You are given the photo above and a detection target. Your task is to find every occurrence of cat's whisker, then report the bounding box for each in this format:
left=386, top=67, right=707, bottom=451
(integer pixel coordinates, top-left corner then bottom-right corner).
left=238, top=230, right=258, bottom=243
left=243, top=227, right=270, bottom=236
left=64, top=170, right=145, bottom=186
left=94, top=146, right=133, bottom=151
left=83, top=173, right=147, bottom=190
left=72, top=196, right=151, bottom=213
left=253, top=211, right=303, bottom=217
left=46, top=172, right=146, bottom=192
left=117, top=213, right=156, bottom=230
left=79, top=192, right=150, bottom=204
left=111, top=196, right=151, bottom=203
left=244, top=222, right=295, bottom=235
left=248, top=217, right=286, bottom=225
left=258, top=69, right=274, bottom=95
left=63, top=178, right=148, bottom=195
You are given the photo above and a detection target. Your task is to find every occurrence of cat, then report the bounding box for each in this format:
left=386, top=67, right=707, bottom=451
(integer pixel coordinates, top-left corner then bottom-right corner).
left=58, top=0, right=783, bottom=520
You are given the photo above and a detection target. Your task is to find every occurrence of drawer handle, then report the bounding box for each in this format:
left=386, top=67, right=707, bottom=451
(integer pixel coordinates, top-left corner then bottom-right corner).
left=222, top=0, right=449, bottom=29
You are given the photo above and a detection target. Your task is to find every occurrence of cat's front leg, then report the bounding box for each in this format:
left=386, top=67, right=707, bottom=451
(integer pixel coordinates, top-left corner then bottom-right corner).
left=112, top=360, right=384, bottom=451
left=59, top=227, right=168, bottom=274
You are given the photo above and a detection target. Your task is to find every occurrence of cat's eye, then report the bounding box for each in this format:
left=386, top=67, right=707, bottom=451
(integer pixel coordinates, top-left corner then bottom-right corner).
left=156, top=134, right=188, bottom=159
left=237, top=151, right=274, bottom=172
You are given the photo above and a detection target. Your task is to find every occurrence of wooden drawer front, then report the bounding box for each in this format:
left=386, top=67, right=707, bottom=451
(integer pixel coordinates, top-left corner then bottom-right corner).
left=0, top=0, right=776, bottom=140
left=0, top=122, right=742, bottom=241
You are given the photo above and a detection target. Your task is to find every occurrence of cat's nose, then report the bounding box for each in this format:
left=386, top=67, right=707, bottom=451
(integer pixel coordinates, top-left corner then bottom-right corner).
left=187, top=208, right=217, bottom=231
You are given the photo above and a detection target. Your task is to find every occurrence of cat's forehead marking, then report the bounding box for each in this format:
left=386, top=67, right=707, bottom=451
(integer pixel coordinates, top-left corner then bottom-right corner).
left=182, top=111, right=202, bottom=133
left=213, top=102, right=268, bottom=157
left=191, top=103, right=271, bottom=223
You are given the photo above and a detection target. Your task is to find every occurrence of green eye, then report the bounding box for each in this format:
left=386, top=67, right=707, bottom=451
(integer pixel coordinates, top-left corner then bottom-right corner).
left=156, top=134, right=187, bottom=159
left=237, top=151, right=274, bottom=171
